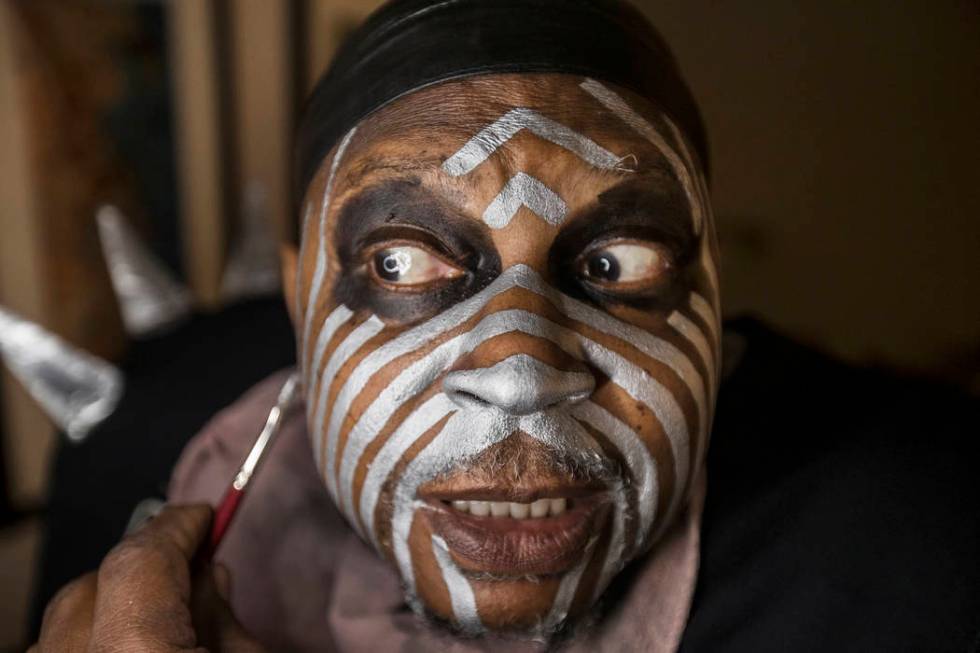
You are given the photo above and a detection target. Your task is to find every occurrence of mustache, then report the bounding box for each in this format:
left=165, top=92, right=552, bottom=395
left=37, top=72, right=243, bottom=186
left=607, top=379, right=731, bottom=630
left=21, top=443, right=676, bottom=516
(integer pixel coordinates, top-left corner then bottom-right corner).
left=425, top=415, right=623, bottom=489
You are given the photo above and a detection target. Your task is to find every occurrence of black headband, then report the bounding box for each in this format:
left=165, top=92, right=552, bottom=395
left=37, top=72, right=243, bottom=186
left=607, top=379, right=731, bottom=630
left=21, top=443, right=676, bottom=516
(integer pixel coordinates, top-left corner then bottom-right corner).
left=295, top=0, right=708, bottom=201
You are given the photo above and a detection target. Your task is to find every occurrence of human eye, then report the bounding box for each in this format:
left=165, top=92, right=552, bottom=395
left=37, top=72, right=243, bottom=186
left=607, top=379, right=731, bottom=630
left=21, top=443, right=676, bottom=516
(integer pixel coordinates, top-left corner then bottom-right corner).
left=578, top=239, right=672, bottom=291
left=367, top=242, right=464, bottom=290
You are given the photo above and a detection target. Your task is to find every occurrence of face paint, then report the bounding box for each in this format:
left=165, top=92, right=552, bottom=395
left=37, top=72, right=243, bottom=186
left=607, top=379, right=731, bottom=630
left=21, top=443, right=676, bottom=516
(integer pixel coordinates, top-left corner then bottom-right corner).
left=482, top=172, right=568, bottom=229
left=443, top=105, right=633, bottom=230
left=441, top=107, right=625, bottom=177
left=298, top=127, right=358, bottom=379
left=293, top=74, right=720, bottom=635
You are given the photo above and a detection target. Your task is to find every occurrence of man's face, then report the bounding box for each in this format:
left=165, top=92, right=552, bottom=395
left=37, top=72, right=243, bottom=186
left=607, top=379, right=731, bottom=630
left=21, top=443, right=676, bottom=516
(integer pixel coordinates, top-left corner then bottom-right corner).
left=285, top=74, right=720, bottom=634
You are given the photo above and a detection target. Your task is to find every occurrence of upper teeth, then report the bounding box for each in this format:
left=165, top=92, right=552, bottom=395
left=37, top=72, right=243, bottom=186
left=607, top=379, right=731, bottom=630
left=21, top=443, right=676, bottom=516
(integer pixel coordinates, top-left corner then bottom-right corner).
left=450, top=498, right=567, bottom=518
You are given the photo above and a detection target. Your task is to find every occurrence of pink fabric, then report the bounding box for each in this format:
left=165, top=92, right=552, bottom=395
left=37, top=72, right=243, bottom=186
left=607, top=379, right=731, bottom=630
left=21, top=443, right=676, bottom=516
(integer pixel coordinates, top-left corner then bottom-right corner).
left=169, top=371, right=705, bottom=652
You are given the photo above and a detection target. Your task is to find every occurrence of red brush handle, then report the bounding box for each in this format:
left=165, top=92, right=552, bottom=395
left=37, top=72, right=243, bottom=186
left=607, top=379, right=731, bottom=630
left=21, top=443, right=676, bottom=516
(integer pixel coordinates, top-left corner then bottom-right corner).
left=206, top=484, right=245, bottom=560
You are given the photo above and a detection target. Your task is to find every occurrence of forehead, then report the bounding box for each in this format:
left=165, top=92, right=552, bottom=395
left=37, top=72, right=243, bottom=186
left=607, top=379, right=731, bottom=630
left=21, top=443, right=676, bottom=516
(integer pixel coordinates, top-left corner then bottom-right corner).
left=324, top=74, right=687, bottom=218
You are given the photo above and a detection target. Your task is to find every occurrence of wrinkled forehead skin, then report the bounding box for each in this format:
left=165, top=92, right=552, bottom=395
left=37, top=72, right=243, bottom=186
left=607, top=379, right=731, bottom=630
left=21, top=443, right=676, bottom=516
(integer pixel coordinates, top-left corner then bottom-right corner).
left=286, top=73, right=721, bottom=637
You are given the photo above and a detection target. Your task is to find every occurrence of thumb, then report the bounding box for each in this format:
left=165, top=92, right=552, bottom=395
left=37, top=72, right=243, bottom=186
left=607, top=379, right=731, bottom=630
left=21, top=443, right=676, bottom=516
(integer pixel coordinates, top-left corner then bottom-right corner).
left=193, top=564, right=267, bottom=653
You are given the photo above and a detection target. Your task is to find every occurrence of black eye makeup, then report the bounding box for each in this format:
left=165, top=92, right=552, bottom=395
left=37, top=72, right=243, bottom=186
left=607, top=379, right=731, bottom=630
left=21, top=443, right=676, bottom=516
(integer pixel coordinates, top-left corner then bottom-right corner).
left=550, top=176, right=699, bottom=310
left=332, top=179, right=501, bottom=322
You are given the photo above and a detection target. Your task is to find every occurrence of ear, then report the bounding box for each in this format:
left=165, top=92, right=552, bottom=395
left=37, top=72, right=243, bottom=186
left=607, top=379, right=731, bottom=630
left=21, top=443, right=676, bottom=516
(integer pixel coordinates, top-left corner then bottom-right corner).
left=280, top=243, right=300, bottom=328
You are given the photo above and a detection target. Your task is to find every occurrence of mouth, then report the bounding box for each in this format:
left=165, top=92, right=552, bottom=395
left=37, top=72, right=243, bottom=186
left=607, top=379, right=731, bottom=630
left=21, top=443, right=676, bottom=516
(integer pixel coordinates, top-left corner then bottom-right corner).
left=419, top=485, right=611, bottom=577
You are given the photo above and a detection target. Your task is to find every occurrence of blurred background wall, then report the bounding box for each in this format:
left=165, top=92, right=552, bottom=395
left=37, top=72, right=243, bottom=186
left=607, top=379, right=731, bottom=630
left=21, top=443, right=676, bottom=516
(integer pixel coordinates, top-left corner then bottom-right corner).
left=0, top=0, right=977, bottom=648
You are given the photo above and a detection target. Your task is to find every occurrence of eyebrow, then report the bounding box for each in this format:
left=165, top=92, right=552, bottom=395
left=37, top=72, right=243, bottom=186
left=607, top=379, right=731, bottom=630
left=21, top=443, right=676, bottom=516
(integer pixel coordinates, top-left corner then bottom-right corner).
left=559, top=173, right=698, bottom=257
left=332, top=177, right=495, bottom=263
left=341, top=154, right=446, bottom=190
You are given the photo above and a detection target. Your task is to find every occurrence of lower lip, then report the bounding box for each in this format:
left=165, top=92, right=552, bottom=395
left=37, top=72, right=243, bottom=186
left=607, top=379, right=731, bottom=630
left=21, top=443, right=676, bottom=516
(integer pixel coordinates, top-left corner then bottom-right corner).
left=422, top=495, right=611, bottom=577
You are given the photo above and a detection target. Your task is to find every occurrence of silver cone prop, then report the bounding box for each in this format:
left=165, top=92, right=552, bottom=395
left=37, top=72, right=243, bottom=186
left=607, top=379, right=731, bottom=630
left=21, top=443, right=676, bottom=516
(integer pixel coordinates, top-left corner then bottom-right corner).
left=0, top=306, right=124, bottom=442
left=220, top=183, right=282, bottom=303
left=97, top=205, right=192, bottom=337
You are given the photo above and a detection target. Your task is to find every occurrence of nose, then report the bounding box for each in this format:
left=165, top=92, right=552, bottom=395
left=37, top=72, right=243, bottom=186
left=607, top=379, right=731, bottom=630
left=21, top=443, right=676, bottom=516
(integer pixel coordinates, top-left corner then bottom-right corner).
left=443, top=354, right=595, bottom=415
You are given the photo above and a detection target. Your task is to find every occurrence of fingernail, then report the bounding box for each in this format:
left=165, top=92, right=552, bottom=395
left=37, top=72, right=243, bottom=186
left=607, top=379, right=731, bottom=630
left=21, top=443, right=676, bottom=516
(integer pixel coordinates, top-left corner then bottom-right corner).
left=124, top=498, right=166, bottom=535
left=213, top=564, right=231, bottom=601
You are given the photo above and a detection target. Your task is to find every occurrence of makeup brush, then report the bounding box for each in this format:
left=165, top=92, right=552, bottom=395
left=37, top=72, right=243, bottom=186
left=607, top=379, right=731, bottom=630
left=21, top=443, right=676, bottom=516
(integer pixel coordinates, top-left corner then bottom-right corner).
left=206, top=371, right=300, bottom=559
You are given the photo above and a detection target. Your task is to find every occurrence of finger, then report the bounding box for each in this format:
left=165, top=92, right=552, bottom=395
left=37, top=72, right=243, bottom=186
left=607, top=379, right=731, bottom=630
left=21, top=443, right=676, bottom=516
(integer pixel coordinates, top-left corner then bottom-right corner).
left=130, top=501, right=213, bottom=560
left=193, top=565, right=267, bottom=653
left=88, top=503, right=213, bottom=653
left=34, top=573, right=97, bottom=652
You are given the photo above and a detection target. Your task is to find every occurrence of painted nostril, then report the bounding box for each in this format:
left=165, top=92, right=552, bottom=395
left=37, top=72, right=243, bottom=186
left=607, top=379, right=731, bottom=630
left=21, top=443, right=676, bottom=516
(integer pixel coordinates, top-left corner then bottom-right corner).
left=447, top=389, right=488, bottom=409
left=443, top=353, right=595, bottom=415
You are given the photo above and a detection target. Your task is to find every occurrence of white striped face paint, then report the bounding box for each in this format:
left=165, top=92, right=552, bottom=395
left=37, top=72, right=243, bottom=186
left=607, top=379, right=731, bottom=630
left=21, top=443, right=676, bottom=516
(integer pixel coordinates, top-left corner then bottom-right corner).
left=287, top=74, right=720, bottom=636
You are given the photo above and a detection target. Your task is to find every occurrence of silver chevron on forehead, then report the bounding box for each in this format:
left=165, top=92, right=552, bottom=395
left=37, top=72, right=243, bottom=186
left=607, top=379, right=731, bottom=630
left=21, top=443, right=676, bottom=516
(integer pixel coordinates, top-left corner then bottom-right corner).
left=0, top=306, right=124, bottom=441
left=482, top=172, right=567, bottom=229
left=442, top=106, right=629, bottom=230
left=441, top=107, right=623, bottom=177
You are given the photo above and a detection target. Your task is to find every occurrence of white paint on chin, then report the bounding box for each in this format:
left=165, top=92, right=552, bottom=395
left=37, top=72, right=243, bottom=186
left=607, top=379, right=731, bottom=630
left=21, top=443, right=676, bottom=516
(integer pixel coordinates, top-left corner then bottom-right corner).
left=543, top=535, right=599, bottom=632
left=431, top=534, right=483, bottom=635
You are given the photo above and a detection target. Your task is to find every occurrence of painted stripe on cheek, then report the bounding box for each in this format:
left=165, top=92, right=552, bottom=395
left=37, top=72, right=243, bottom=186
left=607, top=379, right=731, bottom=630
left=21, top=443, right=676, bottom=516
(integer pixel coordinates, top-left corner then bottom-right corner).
left=667, top=308, right=716, bottom=390
left=392, top=411, right=511, bottom=592
left=300, top=127, right=357, bottom=371
left=314, top=315, right=385, bottom=494
left=305, top=305, right=353, bottom=436
left=689, top=292, right=720, bottom=352
left=359, top=393, right=456, bottom=542
left=572, top=400, right=658, bottom=551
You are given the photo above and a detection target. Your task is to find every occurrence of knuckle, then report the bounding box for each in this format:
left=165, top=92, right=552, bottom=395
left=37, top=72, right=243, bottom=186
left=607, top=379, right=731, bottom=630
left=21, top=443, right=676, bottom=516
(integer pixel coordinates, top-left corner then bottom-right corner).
left=100, top=538, right=173, bottom=582
left=41, top=575, right=94, bottom=625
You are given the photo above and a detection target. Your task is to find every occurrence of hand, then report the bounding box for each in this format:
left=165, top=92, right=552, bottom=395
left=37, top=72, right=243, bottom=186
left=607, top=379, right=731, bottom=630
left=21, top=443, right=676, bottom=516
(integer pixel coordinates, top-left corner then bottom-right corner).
left=30, top=504, right=266, bottom=652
